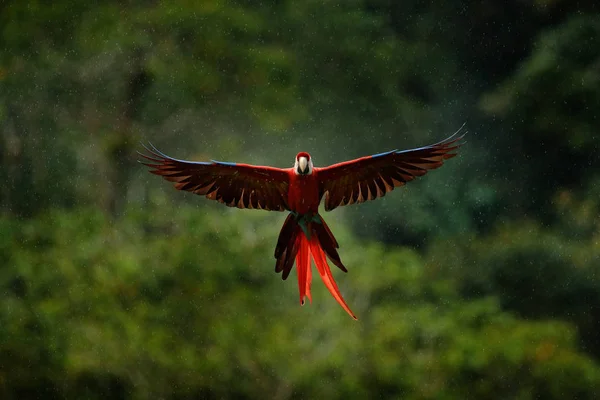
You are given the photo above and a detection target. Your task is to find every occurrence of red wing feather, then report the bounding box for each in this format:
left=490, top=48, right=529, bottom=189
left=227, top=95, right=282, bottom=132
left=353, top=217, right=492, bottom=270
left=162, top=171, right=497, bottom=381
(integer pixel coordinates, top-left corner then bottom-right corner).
left=139, top=143, right=290, bottom=211
left=317, top=126, right=465, bottom=211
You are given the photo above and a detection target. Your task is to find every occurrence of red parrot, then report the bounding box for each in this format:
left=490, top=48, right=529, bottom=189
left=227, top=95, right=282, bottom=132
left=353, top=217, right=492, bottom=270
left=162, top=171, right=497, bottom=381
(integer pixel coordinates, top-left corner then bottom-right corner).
left=140, top=128, right=464, bottom=319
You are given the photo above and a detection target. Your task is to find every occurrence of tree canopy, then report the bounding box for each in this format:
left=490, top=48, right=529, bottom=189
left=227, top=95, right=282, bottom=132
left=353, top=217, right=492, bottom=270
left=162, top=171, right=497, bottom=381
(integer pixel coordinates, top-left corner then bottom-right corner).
left=1, top=1, right=599, bottom=398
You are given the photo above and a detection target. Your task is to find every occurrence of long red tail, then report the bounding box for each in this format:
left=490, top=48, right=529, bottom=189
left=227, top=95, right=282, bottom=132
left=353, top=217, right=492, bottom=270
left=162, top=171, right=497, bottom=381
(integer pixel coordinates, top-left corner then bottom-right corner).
left=274, top=214, right=357, bottom=320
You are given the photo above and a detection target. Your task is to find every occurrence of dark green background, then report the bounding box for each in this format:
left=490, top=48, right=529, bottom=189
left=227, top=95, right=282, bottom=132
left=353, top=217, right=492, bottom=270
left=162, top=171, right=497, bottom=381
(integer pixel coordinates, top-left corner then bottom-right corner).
left=1, top=1, right=600, bottom=398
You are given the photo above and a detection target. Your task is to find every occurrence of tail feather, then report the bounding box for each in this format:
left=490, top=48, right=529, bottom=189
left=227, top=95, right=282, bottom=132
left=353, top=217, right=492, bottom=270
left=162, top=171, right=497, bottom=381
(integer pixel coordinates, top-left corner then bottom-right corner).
left=296, top=235, right=312, bottom=305
left=274, top=212, right=356, bottom=319
left=305, top=251, right=312, bottom=304
left=274, top=214, right=297, bottom=266
left=275, top=214, right=301, bottom=279
left=308, top=237, right=357, bottom=319
left=281, top=238, right=300, bottom=280
left=312, top=216, right=347, bottom=273
left=320, top=216, right=339, bottom=248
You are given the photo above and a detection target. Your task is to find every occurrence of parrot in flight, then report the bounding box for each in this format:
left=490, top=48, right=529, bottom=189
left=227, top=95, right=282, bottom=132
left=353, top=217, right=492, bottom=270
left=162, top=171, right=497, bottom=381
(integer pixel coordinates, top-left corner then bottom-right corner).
left=139, top=128, right=464, bottom=319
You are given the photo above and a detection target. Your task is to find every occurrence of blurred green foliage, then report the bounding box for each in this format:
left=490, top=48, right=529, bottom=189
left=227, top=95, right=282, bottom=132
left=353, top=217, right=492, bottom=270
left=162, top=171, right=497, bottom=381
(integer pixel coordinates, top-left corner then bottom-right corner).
left=1, top=0, right=599, bottom=398
left=2, top=207, right=600, bottom=399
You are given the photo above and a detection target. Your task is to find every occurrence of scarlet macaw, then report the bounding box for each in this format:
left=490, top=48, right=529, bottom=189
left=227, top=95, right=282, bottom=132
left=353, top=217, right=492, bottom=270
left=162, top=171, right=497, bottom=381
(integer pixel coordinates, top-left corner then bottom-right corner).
left=140, top=128, right=464, bottom=319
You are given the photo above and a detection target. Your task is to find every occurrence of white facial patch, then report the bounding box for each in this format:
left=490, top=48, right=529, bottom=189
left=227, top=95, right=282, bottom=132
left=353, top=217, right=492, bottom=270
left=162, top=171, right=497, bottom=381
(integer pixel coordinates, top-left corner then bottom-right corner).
left=294, top=156, right=314, bottom=175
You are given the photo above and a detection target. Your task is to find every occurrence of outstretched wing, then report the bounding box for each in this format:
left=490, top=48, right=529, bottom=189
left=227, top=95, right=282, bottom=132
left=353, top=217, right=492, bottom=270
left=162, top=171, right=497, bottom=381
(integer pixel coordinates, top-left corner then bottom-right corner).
left=317, top=127, right=465, bottom=211
left=139, top=144, right=290, bottom=211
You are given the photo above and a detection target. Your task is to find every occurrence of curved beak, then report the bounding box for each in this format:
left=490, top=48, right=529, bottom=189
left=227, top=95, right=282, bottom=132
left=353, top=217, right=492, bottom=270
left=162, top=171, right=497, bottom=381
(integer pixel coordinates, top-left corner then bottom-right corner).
left=298, top=157, right=308, bottom=174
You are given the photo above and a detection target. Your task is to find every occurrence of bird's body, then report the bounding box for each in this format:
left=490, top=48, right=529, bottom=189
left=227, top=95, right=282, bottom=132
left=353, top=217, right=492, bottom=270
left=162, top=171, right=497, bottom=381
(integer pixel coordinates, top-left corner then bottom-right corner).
left=140, top=128, right=465, bottom=319
left=288, top=171, right=320, bottom=214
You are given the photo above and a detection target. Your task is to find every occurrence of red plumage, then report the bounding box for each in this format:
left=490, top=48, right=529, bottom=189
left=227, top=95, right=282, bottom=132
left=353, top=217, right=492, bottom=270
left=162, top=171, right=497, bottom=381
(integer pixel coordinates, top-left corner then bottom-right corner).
left=139, top=127, right=465, bottom=319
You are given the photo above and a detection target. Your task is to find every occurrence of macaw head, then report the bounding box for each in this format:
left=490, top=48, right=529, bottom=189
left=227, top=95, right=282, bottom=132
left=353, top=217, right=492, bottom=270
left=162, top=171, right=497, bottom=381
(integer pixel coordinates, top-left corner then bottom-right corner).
left=294, top=152, right=313, bottom=175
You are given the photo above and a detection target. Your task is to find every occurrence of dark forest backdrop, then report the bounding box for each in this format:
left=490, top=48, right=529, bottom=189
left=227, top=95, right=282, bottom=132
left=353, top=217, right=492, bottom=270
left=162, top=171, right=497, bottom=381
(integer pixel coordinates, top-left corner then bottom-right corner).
left=1, top=1, right=600, bottom=399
